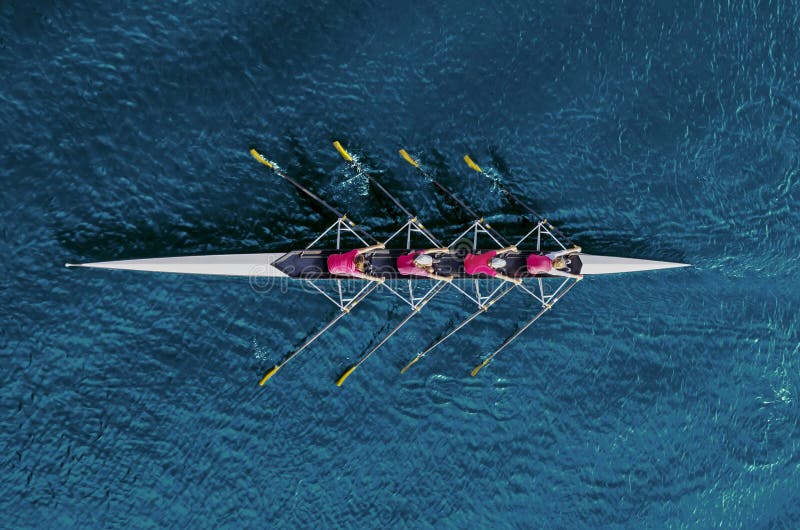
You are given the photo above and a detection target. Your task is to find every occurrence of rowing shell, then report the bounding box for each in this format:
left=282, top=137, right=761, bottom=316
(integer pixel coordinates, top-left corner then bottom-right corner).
left=66, top=142, right=691, bottom=385
left=65, top=251, right=689, bottom=277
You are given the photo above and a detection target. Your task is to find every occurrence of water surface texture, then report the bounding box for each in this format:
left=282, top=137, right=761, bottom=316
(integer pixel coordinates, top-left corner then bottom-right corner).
left=2, top=1, right=799, bottom=528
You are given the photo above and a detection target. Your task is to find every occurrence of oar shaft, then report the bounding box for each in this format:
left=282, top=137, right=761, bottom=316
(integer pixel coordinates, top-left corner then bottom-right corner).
left=462, top=153, right=574, bottom=246
left=498, top=185, right=574, bottom=247
left=489, top=307, right=548, bottom=360
left=358, top=282, right=446, bottom=366
left=334, top=141, right=413, bottom=215
left=432, top=181, right=511, bottom=246
left=361, top=310, right=420, bottom=365
left=420, top=308, right=484, bottom=355
left=281, top=310, right=349, bottom=366
left=251, top=148, right=377, bottom=244
left=334, top=141, right=441, bottom=245
left=430, top=180, right=480, bottom=220
left=476, top=278, right=581, bottom=373
left=368, top=173, right=415, bottom=220
left=252, top=148, right=343, bottom=219
left=337, top=281, right=447, bottom=386
left=399, top=149, right=510, bottom=246
left=492, top=181, right=576, bottom=247
left=497, top=279, right=580, bottom=356
left=463, top=155, right=544, bottom=220
left=368, top=181, right=441, bottom=246
left=271, top=281, right=380, bottom=374
left=492, top=180, right=545, bottom=222
left=418, top=283, right=516, bottom=359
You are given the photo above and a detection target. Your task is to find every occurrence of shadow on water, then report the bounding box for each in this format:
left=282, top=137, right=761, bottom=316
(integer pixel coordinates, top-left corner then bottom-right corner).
left=56, top=211, right=290, bottom=262
left=58, top=135, right=410, bottom=261
left=284, top=134, right=412, bottom=227
left=487, top=147, right=513, bottom=175
left=57, top=208, right=689, bottom=265
left=487, top=146, right=551, bottom=217
left=252, top=135, right=340, bottom=222
left=484, top=148, right=689, bottom=262
left=353, top=150, right=416, bottom=222
left=59, top=136, right=688, bottom=264
left=421, top=149, right=487, bottom=225
left=572, top=231, right=690, bottom=264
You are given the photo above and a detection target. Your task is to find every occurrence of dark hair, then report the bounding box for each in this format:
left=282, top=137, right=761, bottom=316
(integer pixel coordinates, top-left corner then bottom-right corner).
left=355, top=254, right=366, bottom=272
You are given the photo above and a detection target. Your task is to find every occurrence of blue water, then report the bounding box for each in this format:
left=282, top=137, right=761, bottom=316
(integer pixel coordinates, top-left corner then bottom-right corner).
left=2, top=1, right=799, bottom=527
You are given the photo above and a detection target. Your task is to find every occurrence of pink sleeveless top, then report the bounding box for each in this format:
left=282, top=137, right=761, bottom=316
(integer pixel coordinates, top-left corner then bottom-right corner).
left=327, top=249, right=360, bottom=276
left=397, top=251, right=431, bottom=277
left=464, top=250, right=497, bottom=276
left=526, top=254, right=552, bottom=274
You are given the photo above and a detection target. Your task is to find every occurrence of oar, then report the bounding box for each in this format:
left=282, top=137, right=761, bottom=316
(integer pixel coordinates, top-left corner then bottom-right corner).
left=400, top=282, right=516, bottom=373
left=462, top=154, right=575, bottom=247
left=334, top=140, right=415, bottom=218
left=250, top=148, right=377, bottom=244
left=333, top=141, right=442, bottom=246
left=398, top=149, right=511, bottom=246
left=335, top=281, right=447, bottom=386
left=470, top=277, right=581, bottom=377
left=259, top=281, right=381, bottom=385
left=395, top=148, right=537, bottom=374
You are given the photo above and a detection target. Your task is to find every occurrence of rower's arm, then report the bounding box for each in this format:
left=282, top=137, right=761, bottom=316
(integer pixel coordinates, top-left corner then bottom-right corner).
left=496, top=273, right=522, bottom=285
left=549, top=269, right=583, bottom=279
left=354, top=272, right=385, bottom=282
left=549, top=246, right=582, bottom=259
left=497, top=245, right=519, bottom=255
left=357, top=243, right=385, bottom=255
left=422, top=247, right=450, bottom=254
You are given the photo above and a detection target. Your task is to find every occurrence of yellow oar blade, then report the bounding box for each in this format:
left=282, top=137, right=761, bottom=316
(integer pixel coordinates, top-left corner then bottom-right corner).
left=400, top=355, right=421, bottom=374
left=335, top=365, right=358, bottom=386
left=250, top=148, right=274, bottom=169
left=333, top=140, right=354, bottom=162
left=470, top=358, right=491, bottom=377
left=463, top=155, right=483, bottom=173
left=399, top=149, right=419, bottom=168
left=259, top=365, right=281, bottom=385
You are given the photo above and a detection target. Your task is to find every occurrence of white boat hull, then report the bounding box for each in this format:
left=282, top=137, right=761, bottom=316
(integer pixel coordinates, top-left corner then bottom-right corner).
left=578, top=254, right=690, bottom=275
left=65, top=253, right=289, bottom=277
left=66, top=252, right=689, bottom=278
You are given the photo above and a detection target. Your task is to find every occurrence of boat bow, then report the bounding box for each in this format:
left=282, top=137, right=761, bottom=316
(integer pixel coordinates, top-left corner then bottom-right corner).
left=578, top=254, right=690, bottom=275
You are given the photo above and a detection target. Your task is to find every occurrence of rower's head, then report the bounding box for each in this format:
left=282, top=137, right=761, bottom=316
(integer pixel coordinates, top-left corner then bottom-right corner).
left=552, top=256, right=568, bottom=269
left=354, top=254, right=367, bottom=272
left=414, top=254, right=433, bottom=267
left=489, top=257, right=507, bottom=270
left=413, top=253, right=435, bottom=273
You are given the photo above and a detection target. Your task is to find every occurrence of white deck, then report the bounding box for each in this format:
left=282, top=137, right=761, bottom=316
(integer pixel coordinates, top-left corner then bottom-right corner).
left=66, top=252, right=690, bottom=278
left=578, top=254, right=690, bottom=274
left=65, top=253, right=288, bottom=277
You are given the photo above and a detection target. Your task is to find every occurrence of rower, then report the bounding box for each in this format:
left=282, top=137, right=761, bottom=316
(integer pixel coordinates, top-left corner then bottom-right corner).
left=463, top=245, right=520, bottom=283
left=397, top=247, right=452, bottom=282
left=327, top=244, right=385, bottom=281
left=526, top=246, right=583, bottom=279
